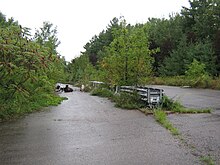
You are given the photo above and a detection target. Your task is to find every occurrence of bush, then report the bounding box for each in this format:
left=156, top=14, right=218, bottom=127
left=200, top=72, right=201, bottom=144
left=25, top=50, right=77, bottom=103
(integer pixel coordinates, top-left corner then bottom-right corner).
left=145, top=75, right=220, bottom=90
left=0, top=93, right=66, bottom=121
left=0, top=23, right=67, bottom=121
left=90, top=87, right=145, bottom=110
left=145, top=76, right=190, bottom=87
left=91, top=88, right=114, bottom=98
left=185, top=59, right=211, bottom=88
left=210, top=78, right=220, bottom=89
left=114, top=92, right=144, bottom=109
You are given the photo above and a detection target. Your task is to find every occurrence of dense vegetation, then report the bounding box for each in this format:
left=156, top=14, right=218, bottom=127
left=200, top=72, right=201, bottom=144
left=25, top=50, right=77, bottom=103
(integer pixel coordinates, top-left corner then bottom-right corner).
left=0, top=12, right=66, bottom=120
left=67, top=0, right=220, bottom=89
left=1, top=0, right=220, bottom=120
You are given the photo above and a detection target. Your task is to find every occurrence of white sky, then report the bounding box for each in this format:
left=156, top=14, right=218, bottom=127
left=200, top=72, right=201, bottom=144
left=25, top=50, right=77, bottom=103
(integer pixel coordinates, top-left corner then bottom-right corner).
left=1, top=0, right=189, bottom=61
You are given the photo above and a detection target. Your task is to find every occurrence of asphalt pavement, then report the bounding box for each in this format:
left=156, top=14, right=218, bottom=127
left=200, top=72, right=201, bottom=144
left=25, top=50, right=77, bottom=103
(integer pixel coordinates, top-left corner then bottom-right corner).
left=150, top=85, right=220, bottom=164
left=149, top=85, right=220, bottom=110
left=0, top=86, right=202, bottom=165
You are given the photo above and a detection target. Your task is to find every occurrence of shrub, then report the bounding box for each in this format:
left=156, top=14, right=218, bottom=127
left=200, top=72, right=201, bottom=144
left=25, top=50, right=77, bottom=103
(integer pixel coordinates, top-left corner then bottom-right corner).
left=0, top=94, right=66, bottom=121
left=114, top=92, right=144, bottom=109
left=145, top=75, right=220, bottom=90
left=91, top=88, right=114, bottom=98
left=185, top=59, right=211, bottom=88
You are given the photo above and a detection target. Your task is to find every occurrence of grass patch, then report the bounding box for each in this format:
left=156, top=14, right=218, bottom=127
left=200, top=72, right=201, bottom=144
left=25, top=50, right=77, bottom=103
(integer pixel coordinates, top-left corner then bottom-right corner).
left=139, top=108, right=154, bottom=115
left=28, top=93, right=67, bottom=112
left=91, top=88, right=114, bottom=98
left=0, top=94, right=66, bottom=122
left=145, top=76, right=220, bottom=90
left=200, top=155, right=215, bottom=165
left=113, top=92, right=144, bottom=109
left=162, top=95, right=212, bottom=114
left=90, top=87, right=144, bottom=109
left=154, top=109, right=180, bottom=135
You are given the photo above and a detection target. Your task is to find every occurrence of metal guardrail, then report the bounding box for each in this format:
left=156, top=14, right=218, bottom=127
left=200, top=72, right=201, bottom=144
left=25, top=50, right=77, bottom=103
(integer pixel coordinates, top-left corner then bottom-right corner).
left=89, top=81, right=164, bottom=108
left=119, top=86, right=164, bottom=108
left=90, top=81, right=105, bottom=88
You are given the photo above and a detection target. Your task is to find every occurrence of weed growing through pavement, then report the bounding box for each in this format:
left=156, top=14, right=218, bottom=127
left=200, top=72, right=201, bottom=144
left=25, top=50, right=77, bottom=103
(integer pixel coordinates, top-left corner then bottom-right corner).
left=161, top=95, right=212, bottom=114
left=200, top=155, right=215, bottom=165
left=90, top=87, right=145, bottom=109
left=153, top=109, right=180, bottom=135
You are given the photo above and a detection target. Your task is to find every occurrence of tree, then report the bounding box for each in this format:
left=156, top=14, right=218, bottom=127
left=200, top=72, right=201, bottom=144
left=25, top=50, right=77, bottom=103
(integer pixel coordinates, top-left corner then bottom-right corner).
left=83, top=17, right=120, bottom=66
left=0, top=12, right=6, bottom=26
left=67, top=54, right=96, bottom=84
left=159, top=35, right=216, bottom=76
left=181, top=0, right=220, bottom=41
left=34, top=21, right=66, bottom=82
left=185, top=59, right=208, bottom=78
left=185, top=59, right=211, bottom=87
left=147, top=14, right=184, bottom=74
left=0, top=12, right=18, bottom=28
left=101, top=19, right=155, bottom=86
left=34, top=21, right=61, bottom=54
left=0, top=14, right=65, bottom=119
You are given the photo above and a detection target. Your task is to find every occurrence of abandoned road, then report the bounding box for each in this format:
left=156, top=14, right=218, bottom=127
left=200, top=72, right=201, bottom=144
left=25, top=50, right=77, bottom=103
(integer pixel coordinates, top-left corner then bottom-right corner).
left=0, top=86, right=219, bottom=165
left=151, top=85, right=220, bottom=164
left=150, top=85, right=220, bottom=110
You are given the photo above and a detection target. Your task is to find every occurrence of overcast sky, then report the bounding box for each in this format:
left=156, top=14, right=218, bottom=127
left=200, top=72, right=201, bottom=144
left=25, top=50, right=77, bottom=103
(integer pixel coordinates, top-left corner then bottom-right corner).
left=1, top=0, right=189, bottom=61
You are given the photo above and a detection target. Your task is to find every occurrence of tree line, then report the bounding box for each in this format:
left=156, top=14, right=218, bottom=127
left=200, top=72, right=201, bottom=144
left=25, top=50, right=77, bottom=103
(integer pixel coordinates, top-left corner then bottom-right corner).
left=67, top=0, right=220, bottom=87
left=0, top=12, right=66, bottom=120
left=1, top=0, right=220, bottom=120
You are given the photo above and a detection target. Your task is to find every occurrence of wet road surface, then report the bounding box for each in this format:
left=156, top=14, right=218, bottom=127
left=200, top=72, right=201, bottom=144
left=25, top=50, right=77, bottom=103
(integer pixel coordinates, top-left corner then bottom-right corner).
left=151, top=85, right=220, bottom=164
left=0, top=87, right=202, bottom=165
left=150, top=85, right=220, bottom=110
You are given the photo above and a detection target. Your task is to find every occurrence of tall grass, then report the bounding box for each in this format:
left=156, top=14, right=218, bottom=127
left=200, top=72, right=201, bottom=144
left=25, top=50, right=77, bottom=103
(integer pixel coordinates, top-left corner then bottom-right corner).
left=0, top=94, right=66, bottom=122
left=145, top=76, right=220, bottom=89
left=113, top=92, right=144, bottom=109
left=90, top=87, right=144, bottom=109
left=91, top=88, right=114, bottom=98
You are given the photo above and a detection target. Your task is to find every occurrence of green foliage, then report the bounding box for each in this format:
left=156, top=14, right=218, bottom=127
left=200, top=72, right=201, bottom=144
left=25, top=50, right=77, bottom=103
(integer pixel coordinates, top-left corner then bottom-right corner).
left=67, top=0, right=220, bottom=87
left=145, top=76, right=189, bottom=87
left=181, top=0, right=220, bottom=41
left=210, top=77, right=220, bottom=90
left=0, top=14, right=66, bottom=121
left=147, top=15, right=184, bottom=73
left=33, top=21, right=66, bottom=83
left=200, top=155, right=215, bottom=165
left=0, top=12, right=18, bottom=27
left=83, top=17, right=120, bottom=66
left=159, top=36, right=216, bottom=76
left=154, top=110, right=179, bottom=135
left=185, top=59, right=211, bottom=87
left=91, top=88, right=114, bottom=98
left=101, top=20, right=155, bottom=86
left=162, top=96, right=211, bottom=113
left=145, top=76, right=220, bottom=90
left=114, top=92, right=144, bottom=109
left=181, top=0, right=220, bottom=75
left=0, top=94, right=65, bottom=121
left=34, top=21, right=61, bottom=54
left=67, top=55, right=97, bottom=84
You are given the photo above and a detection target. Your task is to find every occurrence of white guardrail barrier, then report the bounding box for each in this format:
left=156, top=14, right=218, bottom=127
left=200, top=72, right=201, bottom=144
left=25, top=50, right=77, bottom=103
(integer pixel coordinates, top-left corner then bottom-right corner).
left=90, top=81, right=164, bottom=108
left=119, top=86, right=164, bottom=108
